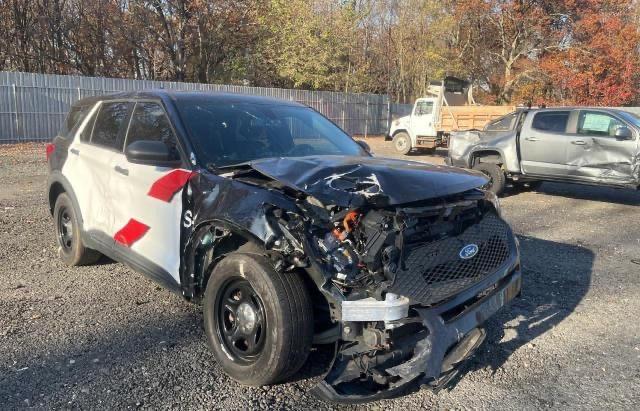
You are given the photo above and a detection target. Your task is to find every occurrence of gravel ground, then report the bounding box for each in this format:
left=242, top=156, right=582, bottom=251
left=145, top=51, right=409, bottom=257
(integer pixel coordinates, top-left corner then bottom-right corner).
left=1, top=140, right=639, bottom=410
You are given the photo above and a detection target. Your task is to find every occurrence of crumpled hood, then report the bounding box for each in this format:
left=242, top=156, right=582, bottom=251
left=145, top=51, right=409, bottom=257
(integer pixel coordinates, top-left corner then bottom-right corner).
left=244, top=155, right=488, bottom=207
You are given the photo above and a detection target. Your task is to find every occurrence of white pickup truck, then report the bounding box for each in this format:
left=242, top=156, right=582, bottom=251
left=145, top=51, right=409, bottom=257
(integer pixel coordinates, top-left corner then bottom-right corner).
left=388, top=77, right=514, bottom=154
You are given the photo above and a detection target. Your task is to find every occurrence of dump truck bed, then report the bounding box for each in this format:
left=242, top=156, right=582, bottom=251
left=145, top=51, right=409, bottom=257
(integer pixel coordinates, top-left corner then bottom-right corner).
left=438, top=105, right=515, bottom=132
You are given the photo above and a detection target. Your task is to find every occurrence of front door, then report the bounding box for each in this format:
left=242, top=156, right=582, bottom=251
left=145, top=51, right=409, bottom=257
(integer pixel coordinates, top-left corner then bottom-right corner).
left=566, top=110, right=639, bottom=184
left=519, top=110, right=571, bottom=177
left=109, top=101, right=190, bottom=284
left=410, top=99, right=436, bottom=139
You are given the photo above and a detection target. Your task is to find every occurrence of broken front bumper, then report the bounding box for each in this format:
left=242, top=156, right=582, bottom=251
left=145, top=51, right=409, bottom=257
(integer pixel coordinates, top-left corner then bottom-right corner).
left=311, top=258, right=522, bottom=403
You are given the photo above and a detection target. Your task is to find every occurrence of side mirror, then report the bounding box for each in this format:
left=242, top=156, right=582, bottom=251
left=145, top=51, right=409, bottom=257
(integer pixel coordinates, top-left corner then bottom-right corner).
left=614, top=126, right=633, bottom=140
left=356, top=140, right=371, bottom=154
left=125, top=140, right=179, bottom=166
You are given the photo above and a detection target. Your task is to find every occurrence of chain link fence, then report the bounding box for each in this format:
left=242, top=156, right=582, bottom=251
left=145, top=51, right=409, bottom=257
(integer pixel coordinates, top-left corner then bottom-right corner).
left=0, top=71, right=413, bottom=143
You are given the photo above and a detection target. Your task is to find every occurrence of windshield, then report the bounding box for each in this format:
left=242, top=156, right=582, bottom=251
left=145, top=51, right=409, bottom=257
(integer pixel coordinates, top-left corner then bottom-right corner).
left=617, top=110, right=640, bottom=129
left=176, top=100, right=366, bottom=167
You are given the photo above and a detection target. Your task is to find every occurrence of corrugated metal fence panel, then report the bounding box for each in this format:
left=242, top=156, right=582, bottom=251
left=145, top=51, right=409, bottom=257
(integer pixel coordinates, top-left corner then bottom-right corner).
left=0, top=71, right=394, bottom=142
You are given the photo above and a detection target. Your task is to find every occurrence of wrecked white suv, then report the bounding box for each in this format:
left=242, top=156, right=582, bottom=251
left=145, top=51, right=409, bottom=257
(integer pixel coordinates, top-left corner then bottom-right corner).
left=47, top=91, right=521, bottom=403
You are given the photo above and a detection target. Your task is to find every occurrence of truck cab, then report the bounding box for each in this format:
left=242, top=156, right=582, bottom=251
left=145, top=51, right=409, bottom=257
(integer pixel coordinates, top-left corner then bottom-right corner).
left=389, top=97, right=440, bottom=154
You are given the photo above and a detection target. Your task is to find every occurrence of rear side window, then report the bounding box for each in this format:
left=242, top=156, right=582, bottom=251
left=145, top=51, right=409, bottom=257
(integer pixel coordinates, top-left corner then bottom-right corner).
left=60, top=105, right=90, bottom=138
left=531, top=111, right=569, bottom=133
left=91, top=102, right=133, bottom=150
left=79, top=109, right=97, bottom=142
left=126, top=102, right=179, bottom=159
left=485, top=112, right=517, bottom=131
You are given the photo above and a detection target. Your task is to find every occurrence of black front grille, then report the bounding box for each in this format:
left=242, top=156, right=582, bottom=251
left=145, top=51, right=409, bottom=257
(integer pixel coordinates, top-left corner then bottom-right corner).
left=389, top=212, right=513, bottom=305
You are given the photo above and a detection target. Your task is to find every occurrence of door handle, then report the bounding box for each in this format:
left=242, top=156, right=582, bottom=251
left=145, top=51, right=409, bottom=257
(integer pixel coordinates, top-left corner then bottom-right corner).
left=114, top=165, right=129, bottom=176
left=571, top=140, right=586, bottom=145
left=69, top=148, right=79, bottom=155
left=524, top=137, right=539, bottom=142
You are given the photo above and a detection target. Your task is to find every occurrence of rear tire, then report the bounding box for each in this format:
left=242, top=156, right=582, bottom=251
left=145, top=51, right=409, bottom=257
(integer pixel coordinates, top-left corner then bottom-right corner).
left=53, top=193, right=102, bottom=266
left=473, top=162, right=506, bottom=196
left=392, top=132, right=412, bottom=155
left=203, top=252, right=313, bottom=386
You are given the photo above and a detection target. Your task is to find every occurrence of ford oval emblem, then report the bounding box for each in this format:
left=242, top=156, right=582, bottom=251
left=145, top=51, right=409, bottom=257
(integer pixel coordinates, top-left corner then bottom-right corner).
left=459, top=244, right=479, bottom=259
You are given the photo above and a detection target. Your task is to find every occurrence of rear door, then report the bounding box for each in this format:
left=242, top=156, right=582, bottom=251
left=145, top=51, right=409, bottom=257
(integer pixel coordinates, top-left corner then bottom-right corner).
left=519, top=110, right=571, bottom=176
left=566, top=110, right=638, bottom=184
left=109, top=101, right=190, bottom=284
left=63, top=101, right=133, bottom=244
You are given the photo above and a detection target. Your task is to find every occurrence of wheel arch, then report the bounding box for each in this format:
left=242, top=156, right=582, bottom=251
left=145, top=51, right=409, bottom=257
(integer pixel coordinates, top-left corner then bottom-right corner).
left=47, top=172, right=84, bottom=229
left=470, top=149, right=505, bottom=168
left=182, top=219, right=321, bottom=305
left=391, top=128, right=409, bottom=138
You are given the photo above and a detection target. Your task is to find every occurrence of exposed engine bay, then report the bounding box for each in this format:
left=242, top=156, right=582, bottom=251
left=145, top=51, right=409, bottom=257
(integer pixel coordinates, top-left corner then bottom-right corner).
left=260, top=188, right=518, bottom=401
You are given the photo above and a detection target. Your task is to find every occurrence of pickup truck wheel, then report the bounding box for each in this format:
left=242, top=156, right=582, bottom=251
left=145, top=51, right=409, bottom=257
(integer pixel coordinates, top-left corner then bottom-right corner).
left=473, top=163, right=506, bottom=196
left=203, top=252, right=313, bottom=386
left=53, top=193, right=102, bottom=266
left=392, top=132, right=411, bottom=155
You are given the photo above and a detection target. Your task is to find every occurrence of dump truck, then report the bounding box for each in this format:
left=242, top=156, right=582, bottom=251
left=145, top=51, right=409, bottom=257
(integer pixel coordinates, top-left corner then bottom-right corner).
left=388, top=77, right=515, bottom=154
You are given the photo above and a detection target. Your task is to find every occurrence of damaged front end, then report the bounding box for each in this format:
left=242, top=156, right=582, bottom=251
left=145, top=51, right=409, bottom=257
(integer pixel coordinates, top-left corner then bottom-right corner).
left=185, top=156, right=521, bottom=403
left=299, top=190, right=521, bottom=402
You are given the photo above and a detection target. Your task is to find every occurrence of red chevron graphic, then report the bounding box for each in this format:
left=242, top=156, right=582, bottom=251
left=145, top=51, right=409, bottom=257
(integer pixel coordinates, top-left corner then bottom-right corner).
left=114, top=219, right=149, bottom=247
left=147, top=169, right=192, bottom=202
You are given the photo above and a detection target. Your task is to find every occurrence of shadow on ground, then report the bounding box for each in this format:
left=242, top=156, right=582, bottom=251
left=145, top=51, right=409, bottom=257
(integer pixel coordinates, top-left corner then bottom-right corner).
left=500, top=181, right=640, bottom=206
left=1, top=235, right=593, bottom=407
left=533, top=182, right=640, bottom=206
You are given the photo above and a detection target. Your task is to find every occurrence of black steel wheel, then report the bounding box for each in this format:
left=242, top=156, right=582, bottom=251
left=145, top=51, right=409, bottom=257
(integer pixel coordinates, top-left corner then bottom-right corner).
left=53, top=193, right=102, bottom=266
left=203, top=252, right=313, bottom=386
left=57, top=206, right=74, bottom=253
left=215, top=277, right=267, bottom=364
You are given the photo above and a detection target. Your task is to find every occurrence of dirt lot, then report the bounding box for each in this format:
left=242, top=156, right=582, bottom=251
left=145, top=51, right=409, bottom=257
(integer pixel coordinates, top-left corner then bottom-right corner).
left=1, top=139, right=639, bottom=409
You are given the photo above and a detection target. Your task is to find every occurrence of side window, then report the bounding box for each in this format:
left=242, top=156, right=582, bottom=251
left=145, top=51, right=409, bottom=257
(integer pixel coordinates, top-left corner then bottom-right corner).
left=577, top=111, right=625, bottom=137
left=126, top=102, right=179, bottom=159
left=79, top=109, right=97, bottom=142
left=60, top=105, right=90, bottom=139
left=415, top=101, right=434, bottom=116
left=91, top=102, right=133, bottom=150
left=531, top=111, right=569, bottom=133
left=485, top=112, right=517, bottom=131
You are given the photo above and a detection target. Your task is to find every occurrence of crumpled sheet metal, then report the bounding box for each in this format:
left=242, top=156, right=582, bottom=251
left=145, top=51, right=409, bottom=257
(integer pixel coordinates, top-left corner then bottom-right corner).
left=565, top=137, right=640, bottom=185
left=244, top=155, right=488, bottom=207
left=449, top=130, right=521, bottom=172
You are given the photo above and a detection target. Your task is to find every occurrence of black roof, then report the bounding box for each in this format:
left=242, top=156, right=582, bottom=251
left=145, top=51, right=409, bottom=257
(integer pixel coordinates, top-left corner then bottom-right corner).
left=72, top=89, right=307, bottom=108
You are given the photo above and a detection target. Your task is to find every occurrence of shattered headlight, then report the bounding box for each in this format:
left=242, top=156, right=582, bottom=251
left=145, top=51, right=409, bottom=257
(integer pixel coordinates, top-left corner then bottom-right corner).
left=484, top=190, right=501, bottom=216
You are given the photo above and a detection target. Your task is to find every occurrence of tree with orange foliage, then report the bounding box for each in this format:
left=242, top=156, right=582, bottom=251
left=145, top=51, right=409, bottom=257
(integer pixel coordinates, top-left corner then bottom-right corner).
left=538, top=0, right=640, bottom=106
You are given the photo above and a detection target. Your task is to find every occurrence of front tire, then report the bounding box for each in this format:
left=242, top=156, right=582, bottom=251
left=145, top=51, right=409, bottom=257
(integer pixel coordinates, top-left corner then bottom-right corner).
left=392, top=132, right=412, bottom=155
left=473, top=162, right=506, bottom=196
left=53, top=193, right=101, bottom=266
left=203, top=252, right=313, bottom=386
